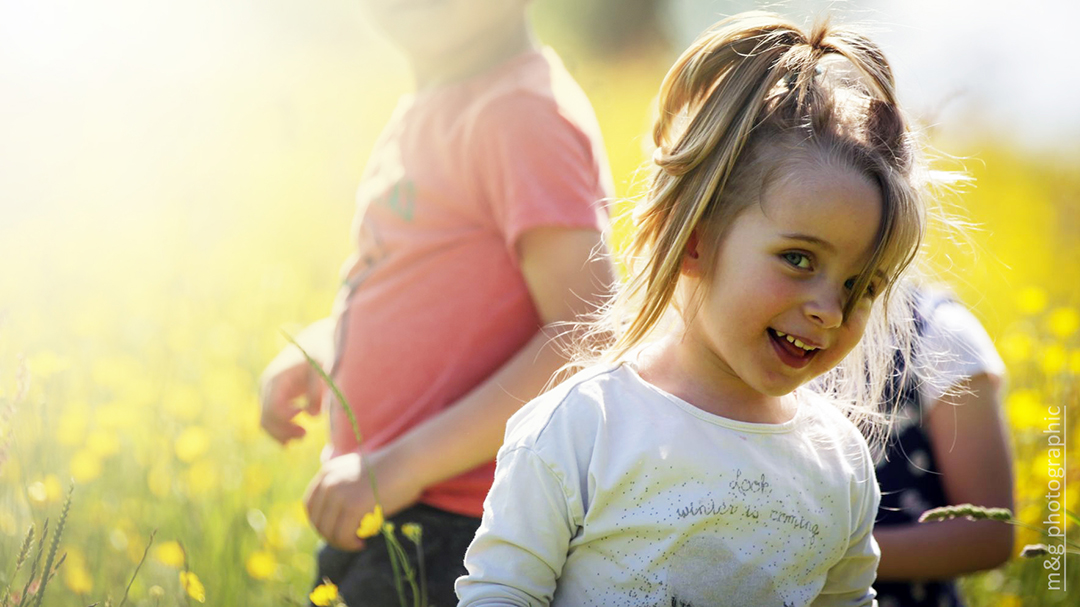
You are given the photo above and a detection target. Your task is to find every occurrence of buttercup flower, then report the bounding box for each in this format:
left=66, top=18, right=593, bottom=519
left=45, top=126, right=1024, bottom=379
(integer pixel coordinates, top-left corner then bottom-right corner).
left=179, top=571, right=206, bottom=603
left=402, top=522, right=422, bottom=543
left=356, top=505, right=384, bottom=539
left=309, top=580, right=339, bottom=606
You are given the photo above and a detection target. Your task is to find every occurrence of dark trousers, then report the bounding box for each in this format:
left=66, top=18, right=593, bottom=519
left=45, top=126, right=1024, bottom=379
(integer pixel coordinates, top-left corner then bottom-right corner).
left=311, top=503, right=482, bottom=607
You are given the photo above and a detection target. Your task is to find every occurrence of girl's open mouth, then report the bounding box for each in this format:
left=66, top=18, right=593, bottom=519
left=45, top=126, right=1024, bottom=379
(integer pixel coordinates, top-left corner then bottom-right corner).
left=768, top=328, right=818, bottom=369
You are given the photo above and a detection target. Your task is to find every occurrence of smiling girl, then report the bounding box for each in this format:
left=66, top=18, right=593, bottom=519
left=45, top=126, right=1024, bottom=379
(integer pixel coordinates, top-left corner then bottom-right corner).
left=457, top=12, right=931, bottom=606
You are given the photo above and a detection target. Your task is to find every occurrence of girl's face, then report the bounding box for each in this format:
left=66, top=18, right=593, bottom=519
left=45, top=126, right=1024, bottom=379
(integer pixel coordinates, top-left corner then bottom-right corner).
left=684, top=160, right=884, bottom=398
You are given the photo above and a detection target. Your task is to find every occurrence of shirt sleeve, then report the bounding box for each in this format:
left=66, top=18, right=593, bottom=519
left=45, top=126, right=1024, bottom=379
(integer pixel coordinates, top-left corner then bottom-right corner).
left=468, top=93, right=609, bottom=256
left=813, top=439, right=881, bottom=607
left=456, top=446, right=577, bottom=607
left=917, top=299, right=1007, bottom=408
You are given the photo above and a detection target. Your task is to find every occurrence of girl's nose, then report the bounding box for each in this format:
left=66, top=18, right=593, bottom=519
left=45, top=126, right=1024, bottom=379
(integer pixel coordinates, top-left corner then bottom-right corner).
left=804, top=287, right=844, bottom=329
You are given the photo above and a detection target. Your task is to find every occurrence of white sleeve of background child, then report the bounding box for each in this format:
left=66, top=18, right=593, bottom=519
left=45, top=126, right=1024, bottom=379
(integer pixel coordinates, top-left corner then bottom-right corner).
left=917, top=299, right=1006, bottom=408
left=811, top=438, right=882, bottom=607
left=456, top=445, right=576, bottom=607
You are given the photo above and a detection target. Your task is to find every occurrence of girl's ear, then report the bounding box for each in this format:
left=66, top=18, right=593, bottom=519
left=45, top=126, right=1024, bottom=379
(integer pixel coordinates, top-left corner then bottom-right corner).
left=681, top=229, right=704, bottom=276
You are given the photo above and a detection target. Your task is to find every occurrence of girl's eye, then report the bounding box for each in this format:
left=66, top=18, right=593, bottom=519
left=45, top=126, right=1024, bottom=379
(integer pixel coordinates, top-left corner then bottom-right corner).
left=782, top=252, right=811, bottom=269
left=844, top=277, right=880, bottom=299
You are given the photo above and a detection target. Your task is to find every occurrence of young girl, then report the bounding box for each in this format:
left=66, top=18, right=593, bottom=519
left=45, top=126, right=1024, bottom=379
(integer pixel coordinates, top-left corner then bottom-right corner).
left=457, top=12, right=930, bottom=606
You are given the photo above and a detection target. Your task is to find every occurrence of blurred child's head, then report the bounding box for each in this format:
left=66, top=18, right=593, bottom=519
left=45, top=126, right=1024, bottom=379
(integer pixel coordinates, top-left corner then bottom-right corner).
left=360, top=0, right=531, bottom=73
left=598, top=12, right=932, bottom=429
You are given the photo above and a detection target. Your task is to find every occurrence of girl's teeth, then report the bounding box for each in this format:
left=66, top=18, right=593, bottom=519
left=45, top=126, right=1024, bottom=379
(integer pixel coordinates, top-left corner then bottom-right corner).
left=782, top=333, right=815, bottom=351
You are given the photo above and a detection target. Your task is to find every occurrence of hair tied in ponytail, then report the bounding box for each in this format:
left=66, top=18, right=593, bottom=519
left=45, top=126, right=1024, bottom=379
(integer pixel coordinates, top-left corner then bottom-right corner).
left=783, top=64, right=823, bottom=91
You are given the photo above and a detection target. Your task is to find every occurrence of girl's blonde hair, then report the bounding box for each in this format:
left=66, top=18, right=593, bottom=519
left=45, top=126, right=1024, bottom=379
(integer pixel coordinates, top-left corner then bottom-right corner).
left=577, top=12, right=936, bottom=443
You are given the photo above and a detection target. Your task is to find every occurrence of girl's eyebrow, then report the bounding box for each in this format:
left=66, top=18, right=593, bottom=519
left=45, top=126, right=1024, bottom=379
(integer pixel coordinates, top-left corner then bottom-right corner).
left=779, top=233, right=834, bottom=252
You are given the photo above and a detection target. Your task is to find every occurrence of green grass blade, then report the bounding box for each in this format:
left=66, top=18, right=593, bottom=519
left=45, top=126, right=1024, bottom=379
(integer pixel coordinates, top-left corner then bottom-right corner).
left=280, top=331, right=381, bottom=503
left=32, top=483, right=73, bottom=607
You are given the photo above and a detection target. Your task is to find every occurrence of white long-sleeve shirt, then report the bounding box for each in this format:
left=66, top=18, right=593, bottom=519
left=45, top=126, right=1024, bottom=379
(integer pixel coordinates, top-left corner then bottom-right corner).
left=457, top=362, right=880, bottom=607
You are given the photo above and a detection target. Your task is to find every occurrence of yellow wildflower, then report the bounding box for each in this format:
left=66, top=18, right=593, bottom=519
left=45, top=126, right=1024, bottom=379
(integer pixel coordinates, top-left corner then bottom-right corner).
left=402, top=522, right=422, bottom=543
left=1047, top=307, right=1080, bottom=339
left=383, top=521, right=395, bottom=534
left=356, top=505, right=384, bottom=539
left=184, top=458, right=219, bottom=496
left=154, top=541, right=186, bottom=568
left=309, top=581, right=339, bottom=606
left=70, top=449, right=102, bottom=483
left=1015, top=286, right=1047, bottom=315
left=1005, top=389, right=1041, bottom=431
left=1041, top=343, right=1067, bottom=375
left=175, top=426, right=210, bottom=463
left=179, top=571, right=206, bottom=603
left=245, top=550, right=277, bottom=580
left=43, top=474, right=62, bottom=502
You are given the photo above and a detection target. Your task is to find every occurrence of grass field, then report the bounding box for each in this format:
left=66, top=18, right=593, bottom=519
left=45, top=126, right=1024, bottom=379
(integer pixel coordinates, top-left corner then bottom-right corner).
left=1, top=32, right=1078, bottom=606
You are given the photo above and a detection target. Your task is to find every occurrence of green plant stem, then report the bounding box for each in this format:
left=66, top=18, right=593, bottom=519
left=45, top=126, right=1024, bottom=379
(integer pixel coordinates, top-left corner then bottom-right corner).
left=117, top=529, right=156, bottom=607
left=180, top=542, right=191, bottom=607
left=385, top=534, right=420, bottom=607
left=383, top=528, right=407, bottom=607
left=285, top=333, right=425, bottom=606
left=282, top=333, right=382, bottom=505
left=414, top=539, right=427, bottom=607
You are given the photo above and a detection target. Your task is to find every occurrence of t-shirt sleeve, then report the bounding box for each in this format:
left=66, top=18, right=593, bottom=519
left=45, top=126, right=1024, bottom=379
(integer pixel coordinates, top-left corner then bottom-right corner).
left=917, top=299, right=1007, bottom=408
left=469, top=93, right=608, bottom=255
left=456, top=446, right=578, bottom=607
left=813, top=438, right=881, bottom=607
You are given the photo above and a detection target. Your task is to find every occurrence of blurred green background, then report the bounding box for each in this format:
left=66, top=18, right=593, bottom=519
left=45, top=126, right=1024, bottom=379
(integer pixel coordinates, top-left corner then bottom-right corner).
left=1, top=0, right=1076, bottom=605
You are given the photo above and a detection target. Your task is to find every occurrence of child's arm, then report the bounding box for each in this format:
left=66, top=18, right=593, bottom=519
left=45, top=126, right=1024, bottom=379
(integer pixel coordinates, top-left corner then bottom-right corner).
left=812, top=439, right=881, bottom=607
left=457, top=444, right=580, bottom=606
left=303, top=227, right=613, bottom=549
left=873, top=372, right=1014, bottom=579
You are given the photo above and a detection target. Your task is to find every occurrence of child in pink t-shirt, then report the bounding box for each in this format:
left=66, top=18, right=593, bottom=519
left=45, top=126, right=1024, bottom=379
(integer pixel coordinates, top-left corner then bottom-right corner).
left=258, top=1, right=615, bottom=604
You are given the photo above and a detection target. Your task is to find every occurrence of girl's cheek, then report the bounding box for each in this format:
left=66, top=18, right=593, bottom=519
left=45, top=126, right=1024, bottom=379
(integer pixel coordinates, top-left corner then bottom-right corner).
left=843, top=309, right=872, bottom=342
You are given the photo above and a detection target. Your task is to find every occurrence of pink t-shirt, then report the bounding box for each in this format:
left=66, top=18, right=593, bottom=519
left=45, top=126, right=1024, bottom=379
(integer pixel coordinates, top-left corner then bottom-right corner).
left=326, top=48, right=612, bottom=517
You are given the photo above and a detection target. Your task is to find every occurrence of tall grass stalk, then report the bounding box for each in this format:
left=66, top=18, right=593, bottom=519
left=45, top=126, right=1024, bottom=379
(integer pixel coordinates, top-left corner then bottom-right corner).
left=15, top=518, right=47, bottom=607
left=31, top=482, right=72, bottom=607
left=283, top=333, right=425, bottom=607
left=920, top=503, right=1080, bottom=555
left=116, top=529, right=156, bottom=607
left=1, top=525, right=34, bottom=606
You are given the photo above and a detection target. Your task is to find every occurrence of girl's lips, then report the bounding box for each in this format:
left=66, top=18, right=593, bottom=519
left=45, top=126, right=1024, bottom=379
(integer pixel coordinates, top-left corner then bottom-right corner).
left=768, top=328, right=817, bottom=369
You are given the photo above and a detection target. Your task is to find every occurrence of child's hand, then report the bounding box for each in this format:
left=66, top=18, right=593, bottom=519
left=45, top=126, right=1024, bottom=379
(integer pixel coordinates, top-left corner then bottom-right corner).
left=259, top=345, right=323, bottom=444
left=304, top=449, right=425, bottom=550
